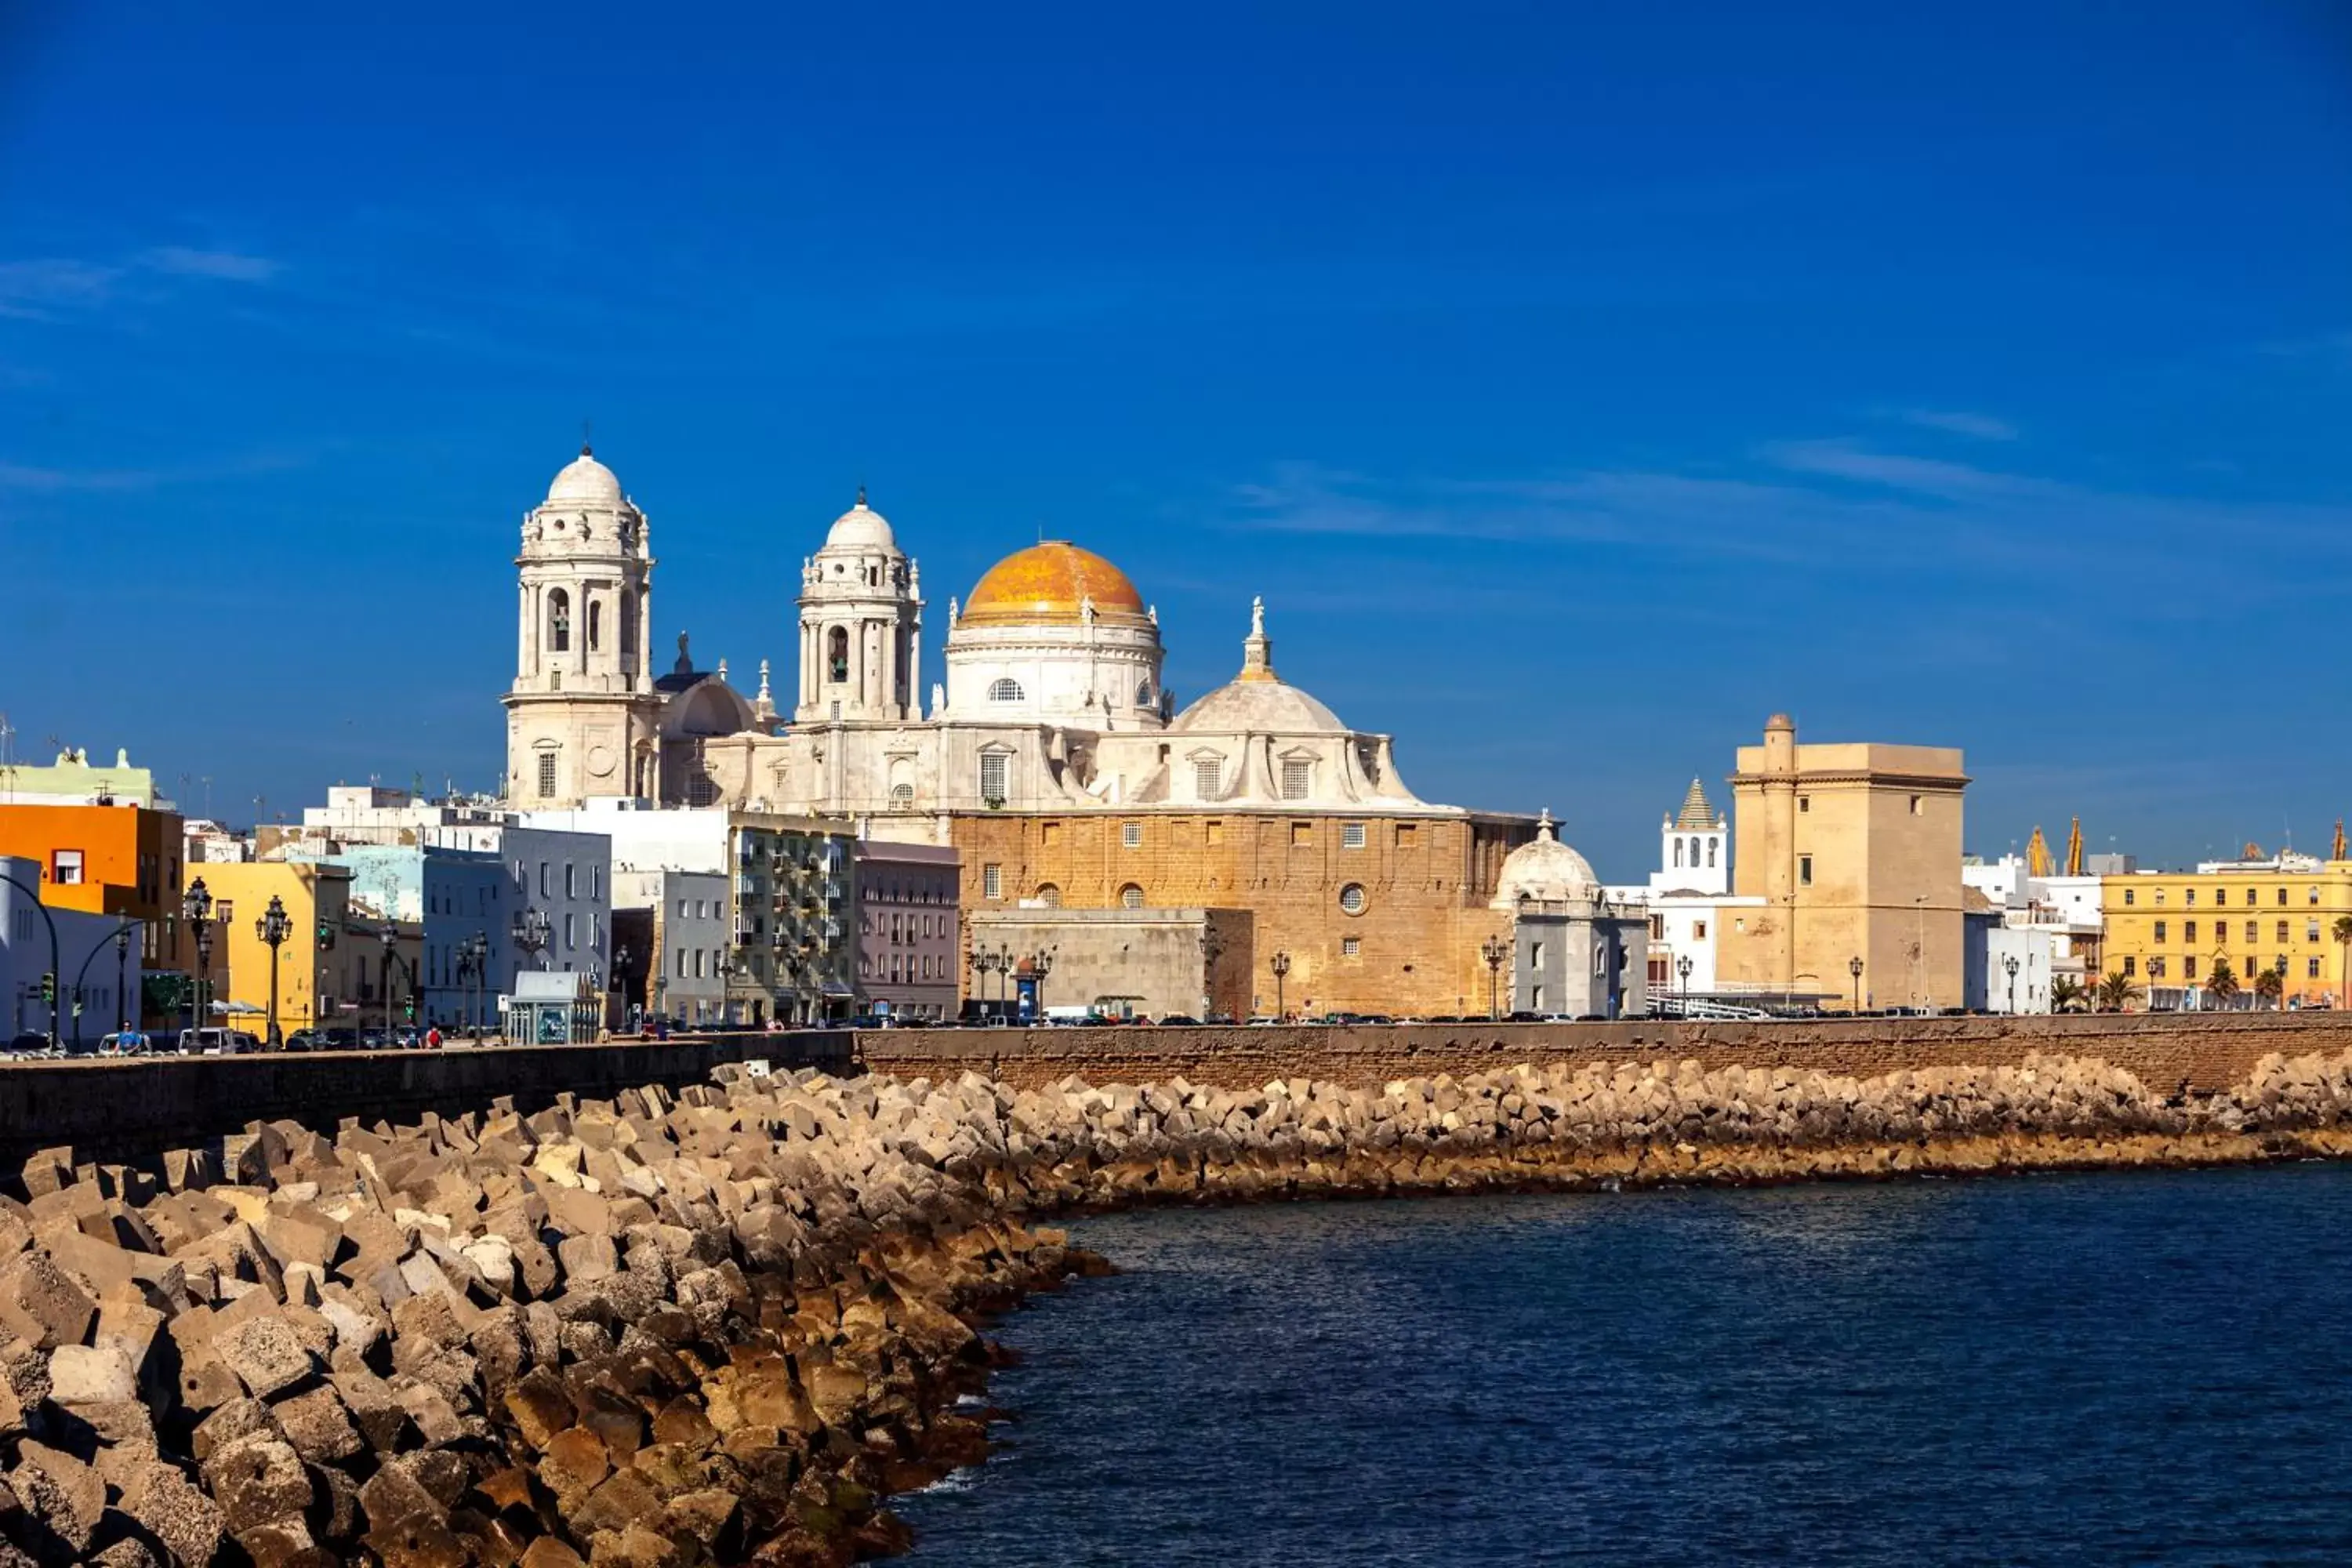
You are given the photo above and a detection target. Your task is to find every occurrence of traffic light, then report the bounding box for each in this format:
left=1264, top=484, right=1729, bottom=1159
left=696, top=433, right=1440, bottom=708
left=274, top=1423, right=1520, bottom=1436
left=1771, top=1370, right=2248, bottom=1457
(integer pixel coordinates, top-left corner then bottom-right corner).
left=38, top=972, right=54, bottom=1007
left=403, top=996, right=416, bottom=1021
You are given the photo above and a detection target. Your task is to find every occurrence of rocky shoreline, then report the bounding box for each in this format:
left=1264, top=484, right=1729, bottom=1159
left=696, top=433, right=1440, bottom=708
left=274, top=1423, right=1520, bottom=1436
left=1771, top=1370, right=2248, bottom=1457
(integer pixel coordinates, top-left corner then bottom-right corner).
left=5, top=1047, right=2352, bottom=1565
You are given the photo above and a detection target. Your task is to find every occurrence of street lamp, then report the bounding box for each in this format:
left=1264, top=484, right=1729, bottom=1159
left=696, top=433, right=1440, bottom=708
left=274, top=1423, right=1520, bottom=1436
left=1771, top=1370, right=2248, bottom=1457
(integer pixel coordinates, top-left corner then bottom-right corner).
left=1269, top=950, right=1291, bottom=1020
left=255, top=895, right=291, bottom=1047
left=1678, top=953, right=1695, bottom=1016
left=114, top=927, right=132, bottom=1033
left=183, top=877, right=214, bottom=1041
left=456, top=931, right=489, bottom=1036
left=379, top=922, right=401, bottom=1043
left=1479, top=935, right=1508, bottom=1021
left=2002, top=953, right=2020, bottom=1015
left=612, top=943, right=633, bottom=1029
left=969, top=946, right=1000, bottom=1019
left=510, top=906, right=553, bottom=971
left=1029, top=949, right=1054, bottom=1020
left=2278, top=953, right=2291, bottom=1011
left=1849, top=954, right=1864, bottom=1014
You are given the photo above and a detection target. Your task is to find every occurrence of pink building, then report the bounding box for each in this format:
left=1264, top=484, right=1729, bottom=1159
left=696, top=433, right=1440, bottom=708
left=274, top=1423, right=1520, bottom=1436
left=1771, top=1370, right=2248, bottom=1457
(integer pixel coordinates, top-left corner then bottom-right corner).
left=854, top=840, right=960, bottom=1021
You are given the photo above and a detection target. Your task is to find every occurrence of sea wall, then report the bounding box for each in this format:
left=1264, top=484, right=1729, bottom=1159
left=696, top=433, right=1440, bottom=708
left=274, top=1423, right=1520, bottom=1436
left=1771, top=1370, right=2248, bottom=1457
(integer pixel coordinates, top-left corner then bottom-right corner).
left=862, top=1011, right=2352, bottom=1094
left=7, top=1047, right=2352, bottom=1565
left=0, top=1035, right=854, bottom=1169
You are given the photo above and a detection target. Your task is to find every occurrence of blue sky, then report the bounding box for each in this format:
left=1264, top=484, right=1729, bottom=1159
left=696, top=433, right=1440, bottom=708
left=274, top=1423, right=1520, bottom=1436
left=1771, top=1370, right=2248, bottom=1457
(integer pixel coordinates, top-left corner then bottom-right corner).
left=2, top=2, right=2347, bottom=878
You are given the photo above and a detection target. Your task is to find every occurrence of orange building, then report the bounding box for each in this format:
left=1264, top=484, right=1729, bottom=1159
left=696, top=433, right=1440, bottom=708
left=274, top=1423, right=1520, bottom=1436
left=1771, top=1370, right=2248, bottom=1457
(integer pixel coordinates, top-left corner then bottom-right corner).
left=0, top=803, right=192, bottom=1009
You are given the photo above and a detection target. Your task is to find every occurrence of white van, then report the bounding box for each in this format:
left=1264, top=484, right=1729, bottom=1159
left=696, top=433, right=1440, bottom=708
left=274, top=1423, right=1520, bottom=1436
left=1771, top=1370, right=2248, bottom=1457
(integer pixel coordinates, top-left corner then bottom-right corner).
left=176, top=1027, right=238, bottom=1055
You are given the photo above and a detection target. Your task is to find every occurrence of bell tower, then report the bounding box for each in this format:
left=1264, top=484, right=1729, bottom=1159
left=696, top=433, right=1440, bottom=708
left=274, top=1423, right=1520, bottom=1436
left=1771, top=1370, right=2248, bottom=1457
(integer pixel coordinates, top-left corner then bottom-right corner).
left=797, top=489, right=922, bottom=724
left=503, top=444, right=666, bottom=805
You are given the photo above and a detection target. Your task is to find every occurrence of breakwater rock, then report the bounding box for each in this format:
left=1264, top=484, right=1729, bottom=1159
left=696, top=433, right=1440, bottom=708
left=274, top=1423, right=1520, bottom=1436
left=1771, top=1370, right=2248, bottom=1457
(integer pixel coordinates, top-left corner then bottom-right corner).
left=4, top=1047, right=2352, bottom=1565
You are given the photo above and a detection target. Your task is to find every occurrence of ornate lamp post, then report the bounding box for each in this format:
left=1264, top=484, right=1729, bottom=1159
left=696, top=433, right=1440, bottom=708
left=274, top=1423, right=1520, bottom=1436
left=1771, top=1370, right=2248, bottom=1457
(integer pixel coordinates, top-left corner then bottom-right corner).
left=612, top=943, right=633, bottom=1030
left=1679, top=953, right=1696, bottom=1016
left=2002, top=952, right=2020, bottom=1015
left=1479, top=935, right=1508, bottom=1021
left=510, top=906, right=552, bottom=971
left=2278, top=953, right=2291, bottom=1011
left=379, top=922, right=401, bottom=1043
left=114, top=926, right=132, bottom=1033
left=256, top=894, right=291, bottom=1047
left=1029, top=949, right=1054, bottom=1021
left=183, top=877, right=215, bottom=1041
left=1269, top=949, right=1291, bottom=1020
left=455, top=931, right=489, bottom=1036
left=1849, top=954, right=1865, bottom=1014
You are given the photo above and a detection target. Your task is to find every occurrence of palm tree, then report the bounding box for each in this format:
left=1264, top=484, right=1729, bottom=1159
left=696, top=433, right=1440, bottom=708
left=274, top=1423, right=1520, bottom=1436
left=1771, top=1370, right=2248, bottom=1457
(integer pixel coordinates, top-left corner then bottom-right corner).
left=2096, top=971, right=2142, bottom=1012
left=2207, top=956, right=2241, bottom=1010
left=2335, top=915, right=2352, bottom=1008
left=2254, top=966, right=2285, bottom=1009
left=2049, top=976, right=2087, bottom=1014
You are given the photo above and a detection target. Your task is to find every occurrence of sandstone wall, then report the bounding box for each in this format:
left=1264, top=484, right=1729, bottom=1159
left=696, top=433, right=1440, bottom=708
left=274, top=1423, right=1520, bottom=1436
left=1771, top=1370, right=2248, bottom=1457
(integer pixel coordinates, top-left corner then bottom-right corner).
left=860, top=1010, right=2352, bottom=1094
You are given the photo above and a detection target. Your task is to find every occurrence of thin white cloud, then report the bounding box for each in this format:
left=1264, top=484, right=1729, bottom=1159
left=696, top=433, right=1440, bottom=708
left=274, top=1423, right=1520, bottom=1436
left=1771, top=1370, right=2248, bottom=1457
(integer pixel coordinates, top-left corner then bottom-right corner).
left=0, top=462, right=160, bottom=493
left=1759, top=438, right=2056, bottom=500
left=0, top=258, right=123, bottom=320
left=141, top=247, right=282, bottom=283
left=1895, top=408, right=2017, bottom=441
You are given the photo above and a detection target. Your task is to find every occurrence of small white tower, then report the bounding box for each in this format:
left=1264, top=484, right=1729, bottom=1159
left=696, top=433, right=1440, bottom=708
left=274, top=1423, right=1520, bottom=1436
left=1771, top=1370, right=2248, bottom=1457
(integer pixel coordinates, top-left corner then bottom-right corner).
left=1657, top=778, right=1730, bottom=895
left=503, top=444, right=665, bottom=804
left=797, top=489, right=921, bottom=724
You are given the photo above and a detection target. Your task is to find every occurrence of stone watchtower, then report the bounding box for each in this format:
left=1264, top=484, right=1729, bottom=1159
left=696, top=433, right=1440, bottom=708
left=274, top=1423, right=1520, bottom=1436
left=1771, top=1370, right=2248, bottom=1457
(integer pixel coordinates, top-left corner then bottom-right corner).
left=503, top=445, right=666, bottom=805
left=797, top=491, right=923, bottom=725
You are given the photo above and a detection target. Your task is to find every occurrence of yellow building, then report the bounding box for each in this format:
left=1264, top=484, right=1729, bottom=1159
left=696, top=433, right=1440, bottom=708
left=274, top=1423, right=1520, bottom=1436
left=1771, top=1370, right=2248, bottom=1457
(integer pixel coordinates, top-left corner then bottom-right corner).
left=1715, top=714, right=1970, bottom=1010
left=2100, top=860, right=2352, bottom=1008
left=194, top=862, right=423, bottom=1039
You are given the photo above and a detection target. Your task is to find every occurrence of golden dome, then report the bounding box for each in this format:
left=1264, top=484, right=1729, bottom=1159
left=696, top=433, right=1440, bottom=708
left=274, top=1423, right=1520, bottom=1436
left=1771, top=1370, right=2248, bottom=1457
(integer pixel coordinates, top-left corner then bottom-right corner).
left=960, top=541, right=1150, bottom=627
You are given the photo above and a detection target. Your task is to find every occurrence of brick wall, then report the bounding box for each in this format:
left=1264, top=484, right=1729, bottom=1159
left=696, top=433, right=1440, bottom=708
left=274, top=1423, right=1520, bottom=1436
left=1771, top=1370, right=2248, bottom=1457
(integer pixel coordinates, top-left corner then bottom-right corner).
left=860, top=1011, right=2352, bottom=1093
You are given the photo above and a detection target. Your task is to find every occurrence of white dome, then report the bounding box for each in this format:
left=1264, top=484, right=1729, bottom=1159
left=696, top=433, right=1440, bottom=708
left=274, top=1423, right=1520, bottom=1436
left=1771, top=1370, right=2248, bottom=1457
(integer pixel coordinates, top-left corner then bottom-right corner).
left=824, top=495, right=898, bottom=551
left=546, top=446, right=624, bottom=506
left=1495, top=811, right=1600, bottom=906
left=1169, top=677, right=1345, bottom=735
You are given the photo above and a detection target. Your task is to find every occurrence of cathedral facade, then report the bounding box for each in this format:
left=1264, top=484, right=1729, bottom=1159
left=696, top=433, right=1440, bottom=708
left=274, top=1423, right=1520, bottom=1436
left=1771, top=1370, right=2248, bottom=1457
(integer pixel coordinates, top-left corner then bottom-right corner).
left=502, top=446, right=1557, bottom=1014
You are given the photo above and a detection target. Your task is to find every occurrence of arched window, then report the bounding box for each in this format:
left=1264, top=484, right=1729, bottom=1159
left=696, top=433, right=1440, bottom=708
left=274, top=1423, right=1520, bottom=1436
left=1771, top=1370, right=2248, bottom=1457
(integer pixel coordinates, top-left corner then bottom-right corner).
left=989, top=677, right=1025, bottom=702
left=587, top=599, right=602, bottom=652
left=1120, top=884, right=1145, bottom=909
left=1672, top=839, right=1683, bottom=869
left=827, top=627, right=849, bottom=684
left=1136, top=679, right=1155, bottom=708
left=548, top=589, right=571, bottom=652
left=889, top=782, right=914, bottom=807
left=619, top=588, right=638, bottom=654
left=1707, top=839, right=1718, bottom=869
left=1338, top=884, right=1367, bottom=915
left=1035, top=884, right=1062, bottom=907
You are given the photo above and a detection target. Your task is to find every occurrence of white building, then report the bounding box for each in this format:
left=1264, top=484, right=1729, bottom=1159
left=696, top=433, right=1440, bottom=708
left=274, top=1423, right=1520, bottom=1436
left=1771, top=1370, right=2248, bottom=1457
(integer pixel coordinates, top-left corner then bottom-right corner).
left=1960, top=852, right=2105, bottom=1005
left=0, top=855, right=145, bottom=1047
left=1605, top=779, right=1762, bottom=1011
left=497, top=448, right=1457, bottom=829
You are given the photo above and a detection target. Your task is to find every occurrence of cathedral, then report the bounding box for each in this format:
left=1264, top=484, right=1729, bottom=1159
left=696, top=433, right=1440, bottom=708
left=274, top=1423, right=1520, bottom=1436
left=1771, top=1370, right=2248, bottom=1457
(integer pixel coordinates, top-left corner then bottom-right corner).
left=502, top=444, right=1598, bottom=1014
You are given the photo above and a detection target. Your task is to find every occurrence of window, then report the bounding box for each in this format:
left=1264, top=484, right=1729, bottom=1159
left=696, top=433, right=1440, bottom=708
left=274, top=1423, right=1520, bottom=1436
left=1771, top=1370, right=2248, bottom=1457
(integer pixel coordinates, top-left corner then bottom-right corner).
left=2311, top=887, right=2322, bottom=906
left=988, top=677, right=1024, bottom=702
left=2124, top=889, right=2135, bottom=906
left=2150, top=956, right=2166, bottom=979
left=1798, top=797, right=1809, bottom=814
left=548, top=589, right=571, bottom=652
left=2184, top=956, right=2198, bottom=980
left=536, top=754, right=557, bottom=799
left=1338, top=884, right=1367, bottom=915
left=2311, top=957, right=2324, bottom=979
left=1707, top=840, right=1717, bottom=869
left=2309, top=920, right=2321, bottom=942
left=1342, top=823, right=1367, bottom=850
left=2278, top=888, right=2289, bottom=906
left=50, top=850, right=83, bottom=886
left=983, top=864, right=1002, bottom=900
left=1194, top=758, right=1221, bottom=798
left=1290, top=822, right=1312, bottom=847
left=828, top=626, right=850, bottom=683
left=587, top=599, right=601, bottom=652
left=1530, top=941, right=1544, bottom=968
left=2185, top=889, right=2196, bottom=906
left=1205, top=820, right=1224, bottom=846
left=592, top=866, right=601, bottom=899
left=564, top=913, right=576, bottom=951
left=1034, top=884, right=1061, bottom=907
left=1120, top=884, right=1145, bottom=909
left=1136, top=679, right=1155, bottom=708
left=2155, top=889, right=2166, bottom=906
left=1649, top=915, right=1665, bottom=940
left=2245, top=921, right=2257, bottom=943
left=1798, top=855, right=1813, bottom=887
left=566, top=864, right=578, bottom=898
left=1693, top=920, right=1708, bottom=940
left=1281, top=759, right=1312, bottom=800
left=1341, top=937, right=1361, bottom=959
left=890, top=783, right=914, bottom=807
left=2122, top=956, right=2136, bottom=977
left=621, top=589, right=638, bottom=655
left=1396, top=825, right=1417, bottom=848
left=2279, top=920, right=2291, bottom=943
left=1672, top=840, right=1683, bottom=869
left=2245, top=889, right=2258, bottom=907
left=2154, top=920, right=2168, bottom=942
left=1909, top=795, right=1922, bottom=815
left=1122, top=822, right=1142, bottom=849
left=2184, top=921, right=2196, bottom=945
left=978, top=752, right=1009, bottom=802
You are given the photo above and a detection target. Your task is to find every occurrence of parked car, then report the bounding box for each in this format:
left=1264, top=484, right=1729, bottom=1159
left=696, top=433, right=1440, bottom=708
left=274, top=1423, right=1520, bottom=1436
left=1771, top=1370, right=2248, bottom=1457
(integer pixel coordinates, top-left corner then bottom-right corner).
left=6, top=1031, right=52, bottom=1055
left=1246, top=1016, right=1281, bottom=1027
left=321, top=1028, right=361, bottom=1051
left=1154, top=1014, right=1201, bottom=1026
left=99, top=1030, right=152, bottom=1056
left=176, top=1026, right=234, bottom=1055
